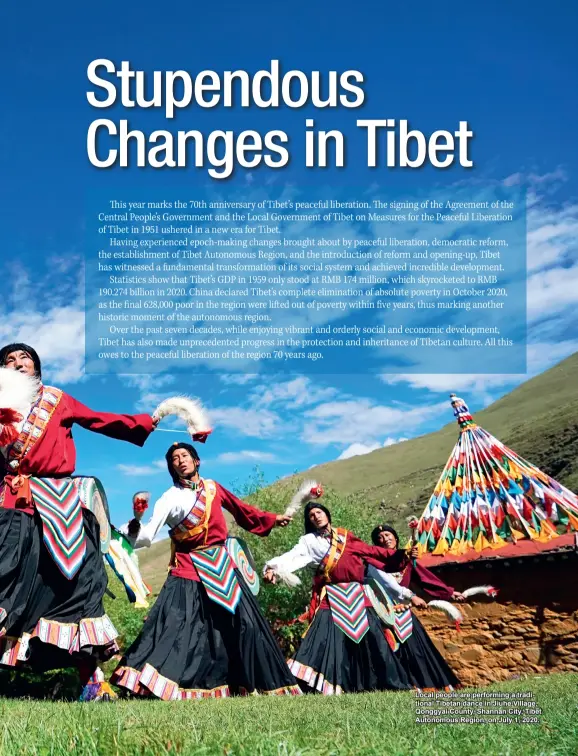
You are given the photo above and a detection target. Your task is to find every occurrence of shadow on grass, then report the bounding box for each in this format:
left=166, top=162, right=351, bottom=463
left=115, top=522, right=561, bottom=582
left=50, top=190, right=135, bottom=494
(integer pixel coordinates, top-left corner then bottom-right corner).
left=0, top=668, right=80, bottom=701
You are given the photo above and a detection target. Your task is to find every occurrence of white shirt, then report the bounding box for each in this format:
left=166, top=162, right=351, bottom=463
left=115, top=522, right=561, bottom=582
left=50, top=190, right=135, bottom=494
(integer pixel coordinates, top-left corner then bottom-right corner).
left=264, top=532, right=334, bottom=575
left=128, top=485, right=198, bottom=549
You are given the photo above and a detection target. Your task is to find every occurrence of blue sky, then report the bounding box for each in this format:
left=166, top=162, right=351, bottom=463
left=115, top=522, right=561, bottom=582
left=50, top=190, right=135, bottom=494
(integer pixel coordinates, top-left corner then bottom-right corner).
left=1, top=1, right=577, bottom=528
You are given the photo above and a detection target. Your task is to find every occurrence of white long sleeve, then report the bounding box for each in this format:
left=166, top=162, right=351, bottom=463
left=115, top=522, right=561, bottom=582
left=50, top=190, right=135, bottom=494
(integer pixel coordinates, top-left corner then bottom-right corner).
left=264, top=532, right=334, bottom=576
left=130, top=494, right=172, bottom=548
left=264, top=536, right=315, bottom=575
left=130, top=486, right=198, bottom=548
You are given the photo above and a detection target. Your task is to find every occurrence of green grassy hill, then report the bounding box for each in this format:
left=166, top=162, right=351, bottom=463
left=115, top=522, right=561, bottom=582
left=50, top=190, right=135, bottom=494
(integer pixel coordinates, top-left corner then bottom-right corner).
left=139, top=539, right=172, bottom=593
left=282, top=350, right=578, bottom=515
left=139, top=351, right=578, bottom=595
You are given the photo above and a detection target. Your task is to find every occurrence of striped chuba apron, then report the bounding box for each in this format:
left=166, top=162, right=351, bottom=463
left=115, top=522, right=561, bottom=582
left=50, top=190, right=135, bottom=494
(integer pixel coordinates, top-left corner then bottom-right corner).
left=319, top=528, right=370, bottom=644
left=169, top=480, right=243, bottom=614
left=389, top=571, right=414, bottom=644
left=2, top=387, right=100, bottom=581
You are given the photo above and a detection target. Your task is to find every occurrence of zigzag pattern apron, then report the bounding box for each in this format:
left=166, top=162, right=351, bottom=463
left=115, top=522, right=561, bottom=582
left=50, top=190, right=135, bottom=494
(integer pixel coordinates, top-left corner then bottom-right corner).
left=393, top=608, right=414, bottom=643
left=31, top=478, right=86, bottom=580
left=326, top=583, right=370, bottom=643
left=190, top=546, right=242, bottom=614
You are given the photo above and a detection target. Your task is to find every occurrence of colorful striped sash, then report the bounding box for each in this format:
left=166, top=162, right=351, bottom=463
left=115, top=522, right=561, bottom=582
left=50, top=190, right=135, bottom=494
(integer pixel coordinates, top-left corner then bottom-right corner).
left=169, top=479, right=216, bottom=569
left=7, top=387, right=62, bottom=471
left=393, top=608, right=413, bottom=643
left=169, top=480, right=216, bottom=543
left=190, top=546, right=242, bottom=614
left=326, top=583, right=370, bottom=643
left=30, top=478, right=86, bottom=580
left=318, top=527, right=348, bottom=580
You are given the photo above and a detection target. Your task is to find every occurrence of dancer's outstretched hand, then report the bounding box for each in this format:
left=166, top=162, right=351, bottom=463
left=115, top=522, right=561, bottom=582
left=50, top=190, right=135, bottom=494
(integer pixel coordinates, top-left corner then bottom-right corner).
left=452, top=591, right=465, bottom=602
left=263, top=568, right=277, bottom=584
left=410, top=596, right=427, bottom=609
left=275, top=514, right=293, bottom=527
left=409, top=545, right=420, bottom=559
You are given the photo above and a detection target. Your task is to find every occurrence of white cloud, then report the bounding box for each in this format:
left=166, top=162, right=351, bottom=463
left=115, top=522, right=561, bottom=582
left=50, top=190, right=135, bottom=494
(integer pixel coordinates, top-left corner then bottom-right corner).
left=120, top=374, right=175, bottom=392
left=528, top=265, right=578, bottom=321
left=502, top=173, right=522, bottom=188
left=0, top=305, right=85, bottom=384
left=214, top=450, right=279, bottom=464
left=381, top=373, right=517, bottom=393
left=219, top=373, right=259, bottom=386
left=383, top=436, right=408, bottom=447
left=336, top=442, right=381, bottom=460
left=0, top=256, right=86, bottom=385
left=117, top=460, right=166, bottom=476
left=118, top=374, right=181, bottom=418
left=203, top=377, right=338, bottom=443
left=336, top=436, right=408, bottom=460
left=504, top=168, right=566, bottom=188
left=250, top=376, right=337, bottom=409
left=523, top=176, right=578, bottom=332
left=527, top=210, right=578, bottom=273
left=303, top=399, right=447, bottom=446
left=527, top=340, right=578, bottom=371
left=134, top=391, right=176, bottom=415
left=379, top=340, right=578, bottom=394
left=209, top=405, right=280, bottom=438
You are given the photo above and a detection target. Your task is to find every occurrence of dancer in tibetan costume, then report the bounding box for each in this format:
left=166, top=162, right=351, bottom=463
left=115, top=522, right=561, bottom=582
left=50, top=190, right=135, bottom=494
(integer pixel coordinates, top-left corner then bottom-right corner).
left=0, top=344, right=156, bottom=700
left=368, top=524, right=461, bottom=690
left=263, top=502, right=411, bottom=695
left=111, top=442, right=302, bottom=700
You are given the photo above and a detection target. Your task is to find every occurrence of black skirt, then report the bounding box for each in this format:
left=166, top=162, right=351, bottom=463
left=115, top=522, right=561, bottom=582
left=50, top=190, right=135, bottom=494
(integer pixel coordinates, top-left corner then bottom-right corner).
left=394, top=613, right=460, bottom=690
left=288, top=606, right=411, bottom=694
left=112, top=571, right=301, bottom=700
left=0, top=508, right=118, bottom=672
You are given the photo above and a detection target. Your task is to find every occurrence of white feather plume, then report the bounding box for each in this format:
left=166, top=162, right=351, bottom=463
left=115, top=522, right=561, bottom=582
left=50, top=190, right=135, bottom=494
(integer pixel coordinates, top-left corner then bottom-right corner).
left=153, top=396, right=212, bottom=441
left=263, top=557, right=303, bottom=587
left=428, top=600, right=463, bottom=626
left=0, top=367, right=39, bottom=415
left=284, top=480, right=323, bottom=517
left=462, top=585, right=498, bottom=599
left=273, top=568, right=302, bottom=587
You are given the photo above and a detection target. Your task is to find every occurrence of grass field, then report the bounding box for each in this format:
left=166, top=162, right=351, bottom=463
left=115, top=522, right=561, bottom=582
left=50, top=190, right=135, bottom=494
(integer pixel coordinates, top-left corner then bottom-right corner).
left=1, top=673, right=578, bottom=755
